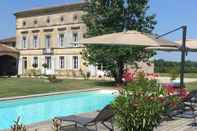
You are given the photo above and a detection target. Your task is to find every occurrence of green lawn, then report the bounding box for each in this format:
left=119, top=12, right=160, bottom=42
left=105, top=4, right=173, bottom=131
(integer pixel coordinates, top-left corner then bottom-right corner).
left=0, top=77, right=196, bottom=98
left=186, top=82, right=197, bottom=92
left=0, top=78, right=114, bottom=98
left=160, top=73, right=197, bottom=78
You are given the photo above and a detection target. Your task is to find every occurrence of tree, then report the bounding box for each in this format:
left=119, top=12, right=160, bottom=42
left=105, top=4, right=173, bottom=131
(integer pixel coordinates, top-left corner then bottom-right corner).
left=82, top=0, right=156, bottom=84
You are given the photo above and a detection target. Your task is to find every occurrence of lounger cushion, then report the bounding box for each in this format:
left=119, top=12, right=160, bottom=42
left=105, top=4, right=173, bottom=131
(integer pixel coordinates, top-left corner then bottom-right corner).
left=55, top=115, right=93, bottom=126
left=176, top=111, right=197, bottom=118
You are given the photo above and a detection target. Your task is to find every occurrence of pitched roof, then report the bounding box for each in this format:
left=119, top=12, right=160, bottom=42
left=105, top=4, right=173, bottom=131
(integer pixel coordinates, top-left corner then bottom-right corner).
left=0, top=37, right=16, bottom=44
left=0, top=43, right=18, bottom=54
left=14, top=2, right=87, bottom=17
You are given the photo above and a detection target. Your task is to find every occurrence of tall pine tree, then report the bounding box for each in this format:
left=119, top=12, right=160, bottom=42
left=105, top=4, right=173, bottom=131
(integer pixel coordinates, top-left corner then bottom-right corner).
left=82, top=0, right=156, bottom=84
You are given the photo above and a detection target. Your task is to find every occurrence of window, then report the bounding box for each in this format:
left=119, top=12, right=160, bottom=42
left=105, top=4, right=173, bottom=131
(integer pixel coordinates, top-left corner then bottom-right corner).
left=45, top=56, right=51, bottom=69
left=97, top=64, right=106, bottom=71
left=59, top=56, right=65, bottom=69
left=46, top=17, right=50, bottom=23
left=59, top=33, right=64, bottom=48
left=32, top=57, right=38, bottom=68
left=33, top=35, right=38, bottom=48
left=22, top=36, right=27, bottom=49
left=45, top=35, right=51, bottom=48
left=22, top=57, right=27, bottom=70
left=22, top=21, right=26, bottom=26
left=73, top=15, right=78, bottom=21
left=34, top=20, right=38, bottom=25
left=73, top=56, right=79, bottom=69
left=73, top=32, right=79, bottom=47
left=97, top=64, right=102, bottom=70
left=60, top=16, right=64, bottom=22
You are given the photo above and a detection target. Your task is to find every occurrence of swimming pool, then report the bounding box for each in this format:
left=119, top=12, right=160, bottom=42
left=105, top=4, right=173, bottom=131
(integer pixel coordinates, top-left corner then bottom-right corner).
left=0, top=90, right=117, bottom=129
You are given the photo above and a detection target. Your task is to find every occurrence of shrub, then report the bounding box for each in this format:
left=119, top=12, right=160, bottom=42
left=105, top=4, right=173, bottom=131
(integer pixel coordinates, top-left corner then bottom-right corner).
left=169, top=67, right=178, bottom=81
left=86, top=72, right=91, bottom=79
left=52, top=119, right=61, bottom=131
left=10, top=117, right=27, bottom=131
left=42, top=63, right=49, bottom=69
left=80, top=69, right=91, bottom=80
left=112, top=73, right=165, bottom=131
left=47, top=75, right=58, bottom=83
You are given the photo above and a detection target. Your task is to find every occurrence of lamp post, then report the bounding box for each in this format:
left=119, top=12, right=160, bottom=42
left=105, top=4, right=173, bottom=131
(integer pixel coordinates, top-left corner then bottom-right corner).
left=157, top=26, right=187, bottom=88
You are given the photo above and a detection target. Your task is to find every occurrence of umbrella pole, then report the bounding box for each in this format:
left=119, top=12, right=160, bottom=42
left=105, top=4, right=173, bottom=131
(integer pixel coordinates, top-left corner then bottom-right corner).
left=180, top=26, right=187, bottom=88
left=157, top=25, right=187, bottom=88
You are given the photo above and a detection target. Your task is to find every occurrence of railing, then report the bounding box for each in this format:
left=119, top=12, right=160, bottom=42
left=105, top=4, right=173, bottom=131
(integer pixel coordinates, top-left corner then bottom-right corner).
left=43, top=48, right=53, bottom=55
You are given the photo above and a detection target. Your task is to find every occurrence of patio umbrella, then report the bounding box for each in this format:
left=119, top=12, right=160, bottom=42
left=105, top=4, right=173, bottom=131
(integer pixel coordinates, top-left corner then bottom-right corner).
left=80, top=30, right=179, bottom=47
left=145, top=39, right=197, bottom=88
left=145, top=40, right=197, bottom=52
left=176, top=40, right=197, bottom=52
left=145, top=46, right=179, bottom=51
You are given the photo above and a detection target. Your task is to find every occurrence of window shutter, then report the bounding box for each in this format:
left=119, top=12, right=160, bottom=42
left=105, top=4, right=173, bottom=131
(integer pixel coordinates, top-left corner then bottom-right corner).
left=68, top=31, right=73, bottom=47
left=20, top=36, right=23, bottom=49
left=37, top=35, right=40, bottom=48
left=64, top=32, right=67, bottom=48
left=57, top=34, right=60, bottom=48
left=78, top=56, right=81, bottom=69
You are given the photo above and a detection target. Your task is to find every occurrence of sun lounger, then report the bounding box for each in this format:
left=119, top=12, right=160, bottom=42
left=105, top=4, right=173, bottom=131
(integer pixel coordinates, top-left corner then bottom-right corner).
left=55, top=105, right=114, bottom=131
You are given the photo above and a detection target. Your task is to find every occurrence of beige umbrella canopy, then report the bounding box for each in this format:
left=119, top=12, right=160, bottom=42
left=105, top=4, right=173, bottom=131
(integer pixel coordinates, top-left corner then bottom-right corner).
left=80, top=30, right=179, bottom=47
left=176, top=40, right=197, bottom=51
left=148, top=40, right=197, bottom=52
left=145, top=46, right=179, bottom=51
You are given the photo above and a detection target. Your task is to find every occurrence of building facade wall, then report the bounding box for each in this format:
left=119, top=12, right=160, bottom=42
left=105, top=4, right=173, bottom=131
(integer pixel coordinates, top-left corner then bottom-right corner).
left=16, top=7, right=90, bottom=76
left=15, top=3, right=154, bottom=77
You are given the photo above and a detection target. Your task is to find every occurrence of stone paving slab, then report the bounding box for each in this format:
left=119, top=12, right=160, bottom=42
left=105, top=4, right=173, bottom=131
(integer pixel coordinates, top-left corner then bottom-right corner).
left=23, top=112, right=197, bottom=131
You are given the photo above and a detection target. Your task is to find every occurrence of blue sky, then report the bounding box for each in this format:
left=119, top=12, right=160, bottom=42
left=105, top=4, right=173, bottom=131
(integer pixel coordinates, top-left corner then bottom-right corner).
left=0, top=0, right=196, bottom=61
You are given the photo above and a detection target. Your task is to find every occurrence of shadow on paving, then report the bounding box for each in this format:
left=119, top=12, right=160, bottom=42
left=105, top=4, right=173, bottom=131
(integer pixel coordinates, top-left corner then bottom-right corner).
left=61, top=126, right=95, bottom=131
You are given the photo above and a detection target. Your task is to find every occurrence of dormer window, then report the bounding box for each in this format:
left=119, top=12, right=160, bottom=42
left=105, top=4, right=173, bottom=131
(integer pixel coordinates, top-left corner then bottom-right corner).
left=34, top=20, right=38, bottom=25
left=22, top=21, right=26, bottom=26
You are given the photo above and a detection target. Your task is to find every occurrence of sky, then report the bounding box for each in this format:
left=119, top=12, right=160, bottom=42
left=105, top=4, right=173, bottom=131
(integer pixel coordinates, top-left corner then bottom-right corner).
left=0, top=0, right=196, bottom=61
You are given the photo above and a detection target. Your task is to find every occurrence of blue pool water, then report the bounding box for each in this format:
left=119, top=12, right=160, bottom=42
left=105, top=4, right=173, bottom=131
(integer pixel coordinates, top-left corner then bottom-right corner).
left=0, top=90, right=116, bottom=129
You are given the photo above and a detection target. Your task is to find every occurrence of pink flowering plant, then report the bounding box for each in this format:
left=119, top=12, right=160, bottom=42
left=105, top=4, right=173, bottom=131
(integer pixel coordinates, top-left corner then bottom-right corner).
left=112, top=72, right=181, bottom=131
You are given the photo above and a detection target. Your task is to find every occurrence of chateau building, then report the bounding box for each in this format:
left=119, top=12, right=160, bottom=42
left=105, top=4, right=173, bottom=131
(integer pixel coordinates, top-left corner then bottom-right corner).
left=14, top=2, right=96, bottom=76
left=0, top=1, right=153, bottom=77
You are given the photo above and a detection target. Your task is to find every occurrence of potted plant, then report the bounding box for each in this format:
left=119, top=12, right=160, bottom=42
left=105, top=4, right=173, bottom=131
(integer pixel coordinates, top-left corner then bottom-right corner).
left=32, top=63, right=38, bottom=69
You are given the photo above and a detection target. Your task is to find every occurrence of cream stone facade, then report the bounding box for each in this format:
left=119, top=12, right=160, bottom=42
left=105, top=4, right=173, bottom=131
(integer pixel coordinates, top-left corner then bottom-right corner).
left=15, top=2, right=96, bottom=76
left=14, top=2, right=153, bottom=77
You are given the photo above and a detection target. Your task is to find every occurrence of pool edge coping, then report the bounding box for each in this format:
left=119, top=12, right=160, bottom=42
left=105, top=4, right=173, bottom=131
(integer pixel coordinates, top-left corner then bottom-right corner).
left=0, top=87, right=115, bottom=101
left=0, top=87, right=117, bottom=131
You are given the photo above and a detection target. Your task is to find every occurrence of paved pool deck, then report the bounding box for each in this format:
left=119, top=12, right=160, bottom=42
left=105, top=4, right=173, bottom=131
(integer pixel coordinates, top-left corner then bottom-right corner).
left=17, top=112, right=196, bottom=131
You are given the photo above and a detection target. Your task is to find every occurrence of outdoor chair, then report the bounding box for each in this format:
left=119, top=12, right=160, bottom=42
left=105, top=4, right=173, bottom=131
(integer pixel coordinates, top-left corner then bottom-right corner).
left=181, top=90, right=197, bottom=126
left=173, top=90, right=197, bottom=126
left=54, top=105, right=114, bottom=131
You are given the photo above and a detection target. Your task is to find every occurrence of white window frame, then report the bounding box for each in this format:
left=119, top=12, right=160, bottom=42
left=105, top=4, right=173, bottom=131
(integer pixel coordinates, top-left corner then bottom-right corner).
left=45, top=56, right=52, bottom=69
left=72, top=32, right=79, bottom=47
left=33, top=35, right=39, bottom=48
left=59, top=33, right=65, bottom=48
left=59, top=56, right=65, bottom=69
left=21, top=36, right=27, bottom=49
left=73, top=56, right=79, bottom=69
left=45, top=35, right=51, bottom=49
left=22, top=57, right=27, bottom=70
left=32, top=57, right=38, bottom=68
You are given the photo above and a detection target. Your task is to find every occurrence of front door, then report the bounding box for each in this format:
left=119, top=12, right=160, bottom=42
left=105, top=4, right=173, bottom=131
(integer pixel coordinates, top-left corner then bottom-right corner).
left=22, top=57, right=27, bottom=74
left=45, top=56, right=53, bottom=74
